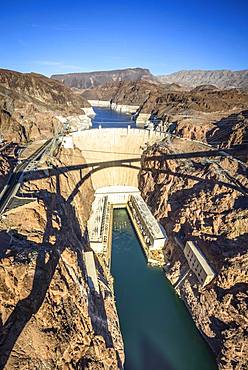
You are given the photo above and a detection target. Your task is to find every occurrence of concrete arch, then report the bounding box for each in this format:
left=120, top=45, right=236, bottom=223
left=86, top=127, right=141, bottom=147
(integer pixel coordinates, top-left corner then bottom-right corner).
left=67, top=128, right=165, bottom=189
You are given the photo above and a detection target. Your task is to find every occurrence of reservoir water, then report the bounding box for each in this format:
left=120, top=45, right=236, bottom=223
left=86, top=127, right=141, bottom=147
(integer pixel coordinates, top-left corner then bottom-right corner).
left=92, top=107, right=136, bottom=128
left=111, top=209, right=217, bottom=370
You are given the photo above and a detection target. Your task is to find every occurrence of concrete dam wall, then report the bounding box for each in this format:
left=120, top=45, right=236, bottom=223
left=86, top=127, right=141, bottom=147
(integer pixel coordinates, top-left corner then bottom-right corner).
left=66, top=128, right=165, bottom=189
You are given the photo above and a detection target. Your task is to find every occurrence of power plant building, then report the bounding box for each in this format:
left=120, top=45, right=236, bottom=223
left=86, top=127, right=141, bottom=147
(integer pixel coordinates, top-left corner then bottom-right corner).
left=184, top=241, right=215, bottom=287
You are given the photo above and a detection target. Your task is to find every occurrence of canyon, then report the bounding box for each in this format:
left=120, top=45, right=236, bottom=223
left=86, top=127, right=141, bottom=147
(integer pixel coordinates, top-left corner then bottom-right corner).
left=83, top=80, right=248, bottom=162
left=139, top=138, right=248, bottom=370
left=0, top=67, right=247, bottom=370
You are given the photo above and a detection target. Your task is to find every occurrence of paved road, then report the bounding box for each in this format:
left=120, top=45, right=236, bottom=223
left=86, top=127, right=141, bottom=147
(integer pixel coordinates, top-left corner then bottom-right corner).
left=0, top=138, right=53, bottom=214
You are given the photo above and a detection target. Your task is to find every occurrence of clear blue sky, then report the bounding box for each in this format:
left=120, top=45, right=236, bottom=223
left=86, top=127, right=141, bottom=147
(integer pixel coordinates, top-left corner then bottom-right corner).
left=0, top=0, right=247, bottom=76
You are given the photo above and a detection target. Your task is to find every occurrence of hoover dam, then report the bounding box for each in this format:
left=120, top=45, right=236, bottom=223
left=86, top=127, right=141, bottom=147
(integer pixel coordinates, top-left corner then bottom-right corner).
left=0, top=3, right=247, bottom=364
left=2, top=99, right=246, bottom=370
left=62, top=107, right=217, bottom=369
left=63, top=127, right=165, bottom=189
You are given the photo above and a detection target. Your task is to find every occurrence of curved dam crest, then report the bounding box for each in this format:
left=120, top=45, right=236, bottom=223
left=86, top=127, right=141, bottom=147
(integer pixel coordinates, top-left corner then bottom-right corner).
left=63, top=126, right=164, bottom=189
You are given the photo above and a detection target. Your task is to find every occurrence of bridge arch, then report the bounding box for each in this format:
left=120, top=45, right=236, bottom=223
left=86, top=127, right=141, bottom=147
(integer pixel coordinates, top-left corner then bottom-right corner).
left=65, top=128, right=165, bottom=189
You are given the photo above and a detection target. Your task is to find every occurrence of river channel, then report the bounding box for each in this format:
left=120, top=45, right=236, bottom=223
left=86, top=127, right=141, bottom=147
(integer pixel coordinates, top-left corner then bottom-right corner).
left=92, top=107, right=217, bottom=370
left=111, top=209, right=217, bottom=370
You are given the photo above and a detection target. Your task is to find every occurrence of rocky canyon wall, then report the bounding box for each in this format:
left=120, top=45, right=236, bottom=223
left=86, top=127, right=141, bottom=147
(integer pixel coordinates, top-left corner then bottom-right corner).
left=0, top=145, right=124, bottom=369
left=0, top=69, right=92, bottom=144
left=82, top=80, right=248, bottom=151
left=139, top=138, right=248, bottom=370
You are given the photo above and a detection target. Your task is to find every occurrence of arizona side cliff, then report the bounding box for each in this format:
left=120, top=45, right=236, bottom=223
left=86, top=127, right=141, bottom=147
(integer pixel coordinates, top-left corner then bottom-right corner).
left=139, top=138, right=248, bottom=370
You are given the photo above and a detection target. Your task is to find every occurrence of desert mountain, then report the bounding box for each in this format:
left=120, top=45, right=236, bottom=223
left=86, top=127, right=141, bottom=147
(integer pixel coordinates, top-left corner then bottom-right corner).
left=0, top=68, right=90, bottom=143
left=157, top=69, right=248, bottom=90
left=82, top=79, right=248, bottom=115
left=0, top=68, right=89, bottom=114
left=51, top=67, right=156, bottom=89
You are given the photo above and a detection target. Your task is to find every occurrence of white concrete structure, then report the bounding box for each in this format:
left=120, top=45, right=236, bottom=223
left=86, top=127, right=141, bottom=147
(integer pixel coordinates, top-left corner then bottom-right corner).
left=184, top=241, right=215, bottom=287
left=72, top=128, right=165, bottom=189
left=84, top=251, right=99, bottom=293
left=88, top=187, right=140, bottom=254
left=62, top=136, right=74, bottom=149
left=127, top=194, right=167, bottom=250
left=88, top=186, right=167, bottom=261
left=95, top=185, right=140, bottom=206
left=88, top=195, right=108, bottom=253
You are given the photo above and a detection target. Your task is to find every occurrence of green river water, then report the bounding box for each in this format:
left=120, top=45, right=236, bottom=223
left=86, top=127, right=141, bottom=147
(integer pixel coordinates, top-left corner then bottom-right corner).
left=111, top=209, right=217, bottom=370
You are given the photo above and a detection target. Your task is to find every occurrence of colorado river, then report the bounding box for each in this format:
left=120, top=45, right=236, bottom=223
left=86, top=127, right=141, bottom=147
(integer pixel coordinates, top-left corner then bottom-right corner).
left=111, top=209, right=217, bottom=370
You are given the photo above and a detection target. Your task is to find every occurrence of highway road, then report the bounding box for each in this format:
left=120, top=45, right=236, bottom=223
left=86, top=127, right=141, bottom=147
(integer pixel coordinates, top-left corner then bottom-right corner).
left=0, top=138, right=53, bottom=215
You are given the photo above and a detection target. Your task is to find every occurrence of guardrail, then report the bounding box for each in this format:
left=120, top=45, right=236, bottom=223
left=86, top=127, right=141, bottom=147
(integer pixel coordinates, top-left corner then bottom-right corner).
left=0, top=138, right=55, bottom=215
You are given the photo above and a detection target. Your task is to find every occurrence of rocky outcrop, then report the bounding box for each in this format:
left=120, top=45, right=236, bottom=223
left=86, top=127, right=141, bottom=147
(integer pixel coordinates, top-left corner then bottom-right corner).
left=51, top=68, right=156, bottom=89
left=0, top=146, right=124, bottom=369
left=0, top=69, right=90, bottom=113
left=139, top=138, right=248, bottom=370
left=82, top=80, right=248, bottom=116
left=0, top=92, right=61, bottom=143
left=157, top=70, right=248, bottom=90
left=0, top=143, right=18, bottom=194
left=206, top=110, right=248, bottom=162
left=0, top=68, right=94, bottom=193
left=82, top=80, right=178, bottom=105
left=83, top=80, right=248, bottom=142
left=0, top=69, right=92, bottom=144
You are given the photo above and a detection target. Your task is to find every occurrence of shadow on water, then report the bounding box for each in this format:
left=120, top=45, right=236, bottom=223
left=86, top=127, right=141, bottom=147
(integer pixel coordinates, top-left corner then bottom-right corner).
left=125, top=334, right=175, bottom=370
